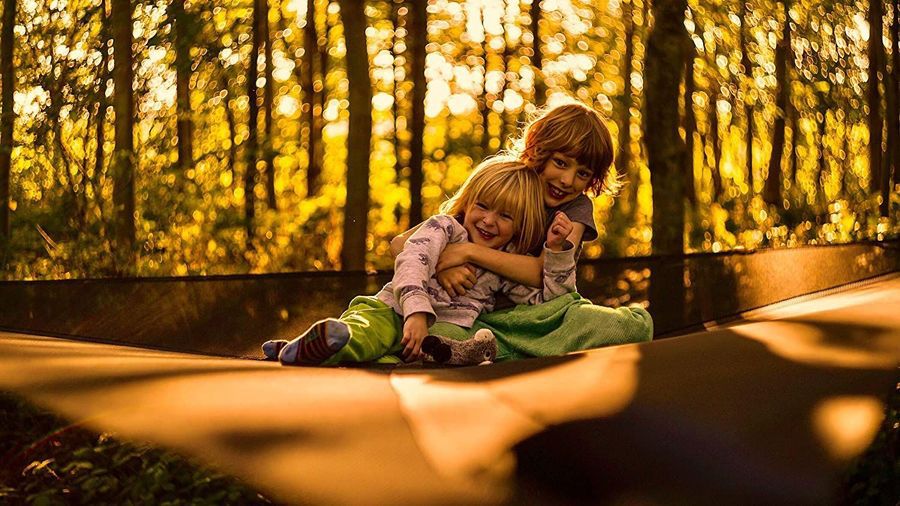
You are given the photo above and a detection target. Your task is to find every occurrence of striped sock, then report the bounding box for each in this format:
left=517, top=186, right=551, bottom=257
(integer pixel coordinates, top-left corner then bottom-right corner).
left=278, top=319, right=350, bottom=366
left=261, top=340, right=288, bottom=360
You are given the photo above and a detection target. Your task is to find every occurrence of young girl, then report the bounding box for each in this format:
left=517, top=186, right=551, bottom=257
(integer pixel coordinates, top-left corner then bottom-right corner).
left=391, top=100, right=654, bottom=361
left=264, top=159, right=579, bottom=366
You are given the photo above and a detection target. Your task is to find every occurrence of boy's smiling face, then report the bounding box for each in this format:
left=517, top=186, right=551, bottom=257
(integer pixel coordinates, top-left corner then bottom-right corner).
left=540, top=152, right=593, bottom=207
left=463, top=200, right=516, bottom=250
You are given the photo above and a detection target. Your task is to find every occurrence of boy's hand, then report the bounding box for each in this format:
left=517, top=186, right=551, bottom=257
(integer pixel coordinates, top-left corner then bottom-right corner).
left=546, top=212, right=574, bottom=251
left=436, top=243, right=471, bottom=272
left=436, top=264, right=477, bottom=297
left=401, top=313, right=429, bottom=361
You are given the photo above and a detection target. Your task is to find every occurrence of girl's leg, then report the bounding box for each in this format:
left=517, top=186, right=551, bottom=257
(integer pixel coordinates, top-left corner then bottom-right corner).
left=278, top=296, right=404, bottom=366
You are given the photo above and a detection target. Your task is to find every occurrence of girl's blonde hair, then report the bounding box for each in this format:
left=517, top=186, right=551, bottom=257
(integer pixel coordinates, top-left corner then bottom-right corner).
left=440, top=157, right=546, bottom=254
left=511, top=100, right=621, bottom=195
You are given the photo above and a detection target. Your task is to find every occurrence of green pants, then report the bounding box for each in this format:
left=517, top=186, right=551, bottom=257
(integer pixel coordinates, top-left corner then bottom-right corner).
left=326, top=296, right=470, bottom=365
left=469, top=293, right=653, bottom=362
left=327, top=293, right=653, bottom=365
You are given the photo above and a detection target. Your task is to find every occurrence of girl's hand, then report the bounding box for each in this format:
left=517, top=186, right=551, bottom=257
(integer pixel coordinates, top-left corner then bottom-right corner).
left=436, top=264, right=477, bottom=297
left=436, top=243, right=472, bottom=272
left=547, top=212, right=574, bottom=251
left=401, top=313, right=429, bottom=361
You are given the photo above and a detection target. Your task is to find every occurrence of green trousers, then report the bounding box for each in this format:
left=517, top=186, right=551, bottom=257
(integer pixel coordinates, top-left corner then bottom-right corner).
left=469, top=292, right=654, bottom=362
left=327, top=293, right=653, bottom=365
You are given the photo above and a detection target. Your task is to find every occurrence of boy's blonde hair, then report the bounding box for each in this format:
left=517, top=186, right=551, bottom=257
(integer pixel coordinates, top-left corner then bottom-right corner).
left=513, top=100, right=620, bottom=195
left=440, top=157, right=546, bottom=254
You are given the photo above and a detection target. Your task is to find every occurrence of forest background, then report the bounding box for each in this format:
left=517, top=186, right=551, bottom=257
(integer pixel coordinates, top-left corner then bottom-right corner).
left=0, top=0, right=896, bottom=279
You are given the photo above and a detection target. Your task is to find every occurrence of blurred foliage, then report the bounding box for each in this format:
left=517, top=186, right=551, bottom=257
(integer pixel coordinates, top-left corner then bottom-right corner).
left=0, top=392, right=270, bottom=505
left=0, top=0, right=898, bottom=279
left=838, top=381, right=899, bottom=505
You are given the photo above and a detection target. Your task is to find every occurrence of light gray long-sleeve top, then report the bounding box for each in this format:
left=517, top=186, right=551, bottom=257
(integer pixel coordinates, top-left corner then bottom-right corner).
left=376, top=214, right=577, bottom=328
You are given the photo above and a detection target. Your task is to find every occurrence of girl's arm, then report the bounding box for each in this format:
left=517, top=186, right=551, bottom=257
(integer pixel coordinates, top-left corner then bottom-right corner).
left=391, top=221, right=477, bottom=295
left=437, top=221, right=586, bottom=288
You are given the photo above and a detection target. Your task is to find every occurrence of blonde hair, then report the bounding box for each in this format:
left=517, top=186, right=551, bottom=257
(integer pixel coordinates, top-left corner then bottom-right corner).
left=511, top=100, right=620, bottom=195
left=440, top=157, right=546, bottom=254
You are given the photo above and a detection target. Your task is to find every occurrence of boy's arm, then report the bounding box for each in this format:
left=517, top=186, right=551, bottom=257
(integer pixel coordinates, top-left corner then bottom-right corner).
left=504, top=212, right=578, bottom=303
left=390, top=223, right=423, bottom=258
left=436, top=214, right=586, bottom=288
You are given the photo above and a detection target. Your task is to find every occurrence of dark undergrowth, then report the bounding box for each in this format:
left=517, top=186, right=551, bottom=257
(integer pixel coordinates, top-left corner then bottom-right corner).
left=0, top=392, right=271, bottom=505
left=838, top=380, right=899, bottom=505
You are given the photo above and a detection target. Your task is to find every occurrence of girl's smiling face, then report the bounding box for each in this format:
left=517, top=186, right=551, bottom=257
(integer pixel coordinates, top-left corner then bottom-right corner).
left=540, top=152, right=593, bottom=207
left=463, top=200, right=516, bottom=250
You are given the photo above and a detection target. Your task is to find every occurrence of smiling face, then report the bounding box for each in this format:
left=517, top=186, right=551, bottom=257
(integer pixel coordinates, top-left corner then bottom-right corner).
left=539, top=152, right=594, bottom=207
left=463, top=200, right=516, bottom=250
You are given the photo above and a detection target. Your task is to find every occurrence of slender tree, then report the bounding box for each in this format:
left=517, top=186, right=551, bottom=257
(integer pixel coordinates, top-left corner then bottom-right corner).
left=337, top=0, right=372, bottom=271
left=0, top=0, right=15, bottom=247
left=868, top=0, right=884, bottom=196
left=262, top=0, right=276, bottom=209
left=763, top=0, right=792, bottom=207
left=893, top=0, right=900, bottom=187
left=301, top=0, right=319, bottom=195
left=245, top=0, right=262, bottom=247
left=683, top=31, right=698, bottom=207
left=530, top=0, right=545, bottom=106
left=313, top=2, right=329, bottom=186
left=644, top=0, right=689, bottom=255
left=111, top=0, right=136, bottom=263
left=616, top=0, right=636, bottom=188
left=172, top=0, right=194, bottom=173
left=93, top=6, right=109, bottom=225
left=708, top=81, right=723, bottom=202
left=407, top=0, right=425, bottom=226
left=739, top=0, right=754, bottom=192
left=221, top=74, right=237, bottom=186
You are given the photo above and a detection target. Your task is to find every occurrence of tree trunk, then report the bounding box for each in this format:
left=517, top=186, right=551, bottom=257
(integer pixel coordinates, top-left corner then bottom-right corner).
left=816, top=93, right=827, bottom=204
left=481, top=16, right=492, bottom=157
left=616, top=0, right=635, bottom=188
left=173, top=0, right=194, bottom=173
left=407, top=0, right=426, bottom=227
left=111, top=0, right=136, bottom=263
left=245, top=0, right=262, bottom=248
left=644, top=0, right=689, bottom=255
left=763, top=0, right=791, bottom=207
left=0, top=0, right=15, bottom=246
left=94, top=20, right=108, bottom=221
left=644, top=0, right=688, bottom=330
left=791, top=102, right=800, bottom=188
left=530, top=0, right=545, bottom=106
left=262, top=0, right=276, bottom=209
left=709, top=81, right=723, bottom=202
left=499, top=2, right=511, bottom=148
left=739, top=1, right=754, bottom=193
left=301, top=0, right=319, bottom=196
left=313, top=2, right=328, bottom=187
left=868, top=0, right=884, bottom=196
left=683, top=36, right=697, bottom=207
left=390, top=0, right=402, bottom=188
left=222, top=74, right=237, bottom=187
left=884, top=0, right=899, bottom=212
left=337, top=0, right=372, bottom=271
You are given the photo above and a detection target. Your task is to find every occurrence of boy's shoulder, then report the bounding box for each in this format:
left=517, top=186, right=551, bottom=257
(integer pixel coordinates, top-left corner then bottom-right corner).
left=555, top=195, right=598, bottom=242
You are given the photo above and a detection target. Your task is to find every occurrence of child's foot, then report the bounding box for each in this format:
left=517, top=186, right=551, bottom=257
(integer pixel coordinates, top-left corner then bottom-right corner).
left=279, top=319, right=350, bottom=366
left=421, top=329, right=497, bottom=366
left=261, top=340, right=288, bottom=360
